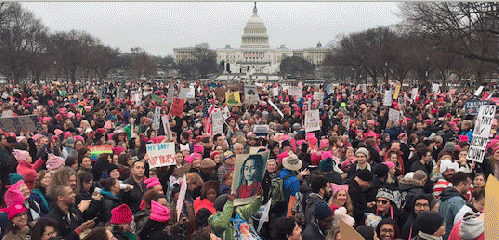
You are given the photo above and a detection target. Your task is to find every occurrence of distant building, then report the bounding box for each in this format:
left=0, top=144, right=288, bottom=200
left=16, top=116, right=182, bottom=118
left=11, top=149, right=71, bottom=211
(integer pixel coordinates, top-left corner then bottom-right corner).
left=173, top=3, right=331, bottom=75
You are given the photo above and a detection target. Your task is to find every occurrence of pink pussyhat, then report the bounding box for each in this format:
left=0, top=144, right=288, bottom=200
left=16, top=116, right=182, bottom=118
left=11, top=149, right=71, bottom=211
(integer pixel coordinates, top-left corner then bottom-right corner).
left=319, top=139, right=329, bottom=149
left=12, top=149, right=30, bottom=162
left=145, top=177, right=161, bottom=190
left=330, top=183, right=349, bottom=194
left=4, top=187, right=25, bottom=207
left=150, top=200, right=171, bottom=223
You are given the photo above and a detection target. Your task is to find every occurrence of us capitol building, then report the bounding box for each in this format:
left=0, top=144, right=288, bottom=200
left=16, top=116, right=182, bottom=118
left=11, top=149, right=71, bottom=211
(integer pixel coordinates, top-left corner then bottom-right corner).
left=173, top=3, right=331, bottom=77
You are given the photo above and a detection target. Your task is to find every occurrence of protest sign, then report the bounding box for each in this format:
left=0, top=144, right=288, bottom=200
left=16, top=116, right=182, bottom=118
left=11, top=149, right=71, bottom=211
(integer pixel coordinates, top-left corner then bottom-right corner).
left=393, top=84, right=401, bottom=99
left=288, top=87, right=302, bottom=97
left=467, top=105, right=496, bottom=163
left=232, top=151, right=269, bottom=204
left=166, top=89, right=175, bottom=103
left=153, top=106, right=161, bottom=130
left=225, top=92, right=242, bottom=106
left=211, top=110, right=224, bottom=135
left=388, top=108, right=400, bottom=123
left=432, top=83, right=441, bottom=93
left=0, top=115, right=42, bottom=133
left=176, top=174, right=187, bottom=222
left=267, top=100, right=284, bottom=118
left=253, top=124, right=269, bottom=137
left=485, top=175, right=499, bottom=239
left=88, top=145, right=113, bottom=160
left=146, top=142, right=176, bottom=167
left=222, top=106, right=231, bottom=120
left=411, top=88, right=418, bottom=101
left=383, top=90, right=392, bottom=106
left=474, top=86, right=484, bottom=96
left=273, top=87, right=278, bottom=97
left=1, top=110, right=13, bottom=118
left=314, top=92, right=324, bottom=104
left=170, top=98, right=184, bottom=117
left=186, top=87, right=195, bottom=99
left=244, top=85, right=260, bottom=104
left=151, top=94, right=163, bottom=104
left=161, top=115, right=172, bottom=140
left=178, top=88, right=189, bottom=100
left=257, top=199, right=272, bottom=233
left=131, top=91, right=142, bottom=104
left=304, top=109, right=320, bottom=133
left=464, top=100, right=491, bottom=115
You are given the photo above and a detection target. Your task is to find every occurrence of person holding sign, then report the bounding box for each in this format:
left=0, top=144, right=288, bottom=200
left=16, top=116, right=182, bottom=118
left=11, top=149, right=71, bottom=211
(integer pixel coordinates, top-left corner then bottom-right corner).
left=235, top=154, right=264, bottom=199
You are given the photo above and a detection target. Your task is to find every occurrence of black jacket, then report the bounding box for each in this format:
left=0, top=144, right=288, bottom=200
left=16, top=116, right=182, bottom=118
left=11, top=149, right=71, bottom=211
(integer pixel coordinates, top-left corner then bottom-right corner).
left=119, top=177, right=145, bottom=213
left=101, top=192, right=121, bottom=223
left=348, top=179, right=368, bottom=227
left=302, top=221, right=326, bottom=240
left=46, top=204, right=84, bottom=240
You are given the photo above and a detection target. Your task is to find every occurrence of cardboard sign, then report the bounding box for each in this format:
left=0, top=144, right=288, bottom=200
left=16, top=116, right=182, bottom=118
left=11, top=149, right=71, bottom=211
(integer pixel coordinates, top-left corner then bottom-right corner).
left=314, top=92, right=325, bottom=105
left=485, top=174, right=499, bottom=239
left=432, top=83, right=441, bottom=93
left=388, top=108, right=400, bottom=123
left=244, top=85, right=260, bottom=105
left=146, top=143, right=176, bottom=167
left=211, top=110, right=224, bottom=135
left=288, top=88, right=302, bottom=97
left=467, top=105, right=496, bottom=163
left=225, top=92, right=242, bottom=106
left=88, top=145, right=113, bottom=160
left=170, top=98, right=184, bottom=117
left=273, top=87, right=278, bottom=97
left=178, top=88, right=189, bottom=100
left=176, top=174, right=187, bottom=222
left=474, top=86, right=484, bottom=96
left=383, top=90, right=392, bottom=106
left=153, top=106, right=161, bottom=130
left=254, top=124, right=269, bottom=137
left=151, top=94, right=163, bottom=104
left=161, top=115, right=172, bottom=140
left=186, top=87, right=195, bottom=99
left=304, top=109, right=320, bottom=133
left=393, top=84, right=401, bottom=99
left=0, top=115, right=42, bottom=133
left=464, top=100, right=491, bottom=115
left=131, top=91, right=142, bottom=104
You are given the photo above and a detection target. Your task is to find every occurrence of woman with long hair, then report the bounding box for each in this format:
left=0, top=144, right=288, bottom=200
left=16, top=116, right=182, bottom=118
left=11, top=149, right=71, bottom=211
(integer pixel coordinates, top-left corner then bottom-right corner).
left=328, top=184, right=354, bottom=216
left=100, top=178, right=122, bottom=223
left=185, top=173, right=204, bottom=203
left=235, top=155, right=264, bottom=199
left=75, top=172, right=94, bottom=205
left=29, top=170, right=51, bottom=216
left=117, top=153, right=133, bottom=181
left=29, top=218, right=59, bottom=240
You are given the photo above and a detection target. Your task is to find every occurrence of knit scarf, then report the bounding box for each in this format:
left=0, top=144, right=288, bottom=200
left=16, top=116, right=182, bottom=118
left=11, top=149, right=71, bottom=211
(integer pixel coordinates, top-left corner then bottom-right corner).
left=100, top=190, right=117, bottom=199
left=418, top=231, right=443, bottom=240
left=32, top=188, right=50, bottom=212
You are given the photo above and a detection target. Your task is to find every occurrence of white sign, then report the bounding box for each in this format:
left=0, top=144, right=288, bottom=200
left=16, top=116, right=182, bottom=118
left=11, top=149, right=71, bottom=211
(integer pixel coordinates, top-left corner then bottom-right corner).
left=222, top=106, right=231, bottom=120
left=288, top=88, right=302, bottom=97
left=383, top=91, right=392, bottom=106
left=257, top=198, right=272, bottom=232
left=388, top=108, right=400, bottom=123
left=145, top=143, right=176, bottom=167
left=273, top=87, right=278, bottom=97
left=186, top=87, right=196, bottom=99
left=254, top=124, right=269, bottom=136
left=153, top=107, right=161, bottom=130
left=268, top=100, right=284, bottom=118
left=411, top=88, right=418, bottom=100
left=474, top=86, right=484, bottom=96
left=314, top=92, right=324, bottom=101
left=467, top=105, right=496, bottom=163
left=1, top=110, right=13, bottom=118
left=176, top=174, right=187, bottom=222
left=305, top=109, right=320, bottom=133
left=161, top=115, right=172, bottom=141
left=432, top=83, right=441, bottom=94
left=211, top=110, right=224, bottom=135
left=244, top=85, right=260, bottom=104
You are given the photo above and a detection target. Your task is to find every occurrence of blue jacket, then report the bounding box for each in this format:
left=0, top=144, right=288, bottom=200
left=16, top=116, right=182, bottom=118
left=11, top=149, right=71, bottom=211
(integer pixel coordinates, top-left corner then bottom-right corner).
left=438, top=187, right=466, bottom=240
left=279, top=169, right=299, bottom=203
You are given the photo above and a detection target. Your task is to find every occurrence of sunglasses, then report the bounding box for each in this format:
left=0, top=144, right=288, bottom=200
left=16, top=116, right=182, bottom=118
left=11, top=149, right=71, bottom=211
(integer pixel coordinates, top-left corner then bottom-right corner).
left=377, top=199, right=389, bottom=204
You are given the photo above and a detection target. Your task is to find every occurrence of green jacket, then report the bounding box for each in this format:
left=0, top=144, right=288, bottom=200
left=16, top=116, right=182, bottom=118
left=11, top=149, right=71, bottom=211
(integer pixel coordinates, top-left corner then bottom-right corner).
left=209, top=197, right=263, bottom=240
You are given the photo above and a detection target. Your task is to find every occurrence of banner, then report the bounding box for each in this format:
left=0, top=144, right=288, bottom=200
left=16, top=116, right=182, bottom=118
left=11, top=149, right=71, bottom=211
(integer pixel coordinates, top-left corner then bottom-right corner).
left=146, top=142, right=176, bottom=167
left=88, top=145, right=113, bottom=160
left=467, top=105, right=496, bottom=163
left=304, top=109, right=320, bottom=133
left=161, top=115, right=172, bottom=140
left=153, top=106, right=161, bottom=130
left=170, top=97, right=184, bottom=117
left=211, top=110, right=224, bottom=135
left=244, top=85, right=260, bottom=105
left=0, top=115, right=42, bottom=133
left=288, top=88, right=302, bottom=97
left=388, top=108, right=400, bottom=123
left=464, top=100, right=491, bottom=115
left=383, top=90, right=392, bottom=106
left=232, top=151, right=269, bottom=204
left=225, top=92, right=242, bottom=106
left=253, top=124, right=269, bottom=137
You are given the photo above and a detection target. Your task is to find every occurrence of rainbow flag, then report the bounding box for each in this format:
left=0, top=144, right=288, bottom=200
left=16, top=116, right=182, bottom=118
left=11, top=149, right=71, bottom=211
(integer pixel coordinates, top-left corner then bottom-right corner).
left=88, top=145, right=113, bottom=160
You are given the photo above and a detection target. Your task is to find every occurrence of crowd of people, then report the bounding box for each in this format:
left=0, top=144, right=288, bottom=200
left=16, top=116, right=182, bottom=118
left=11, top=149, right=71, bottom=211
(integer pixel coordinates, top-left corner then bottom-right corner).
left=0, top=79, right=495, bottom=240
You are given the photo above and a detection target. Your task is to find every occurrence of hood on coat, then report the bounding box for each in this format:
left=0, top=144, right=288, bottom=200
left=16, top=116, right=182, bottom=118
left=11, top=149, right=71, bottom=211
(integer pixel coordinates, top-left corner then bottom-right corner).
left=439, top=187, right=464, bottom=202
left=459, top=213, right=484, bottom=240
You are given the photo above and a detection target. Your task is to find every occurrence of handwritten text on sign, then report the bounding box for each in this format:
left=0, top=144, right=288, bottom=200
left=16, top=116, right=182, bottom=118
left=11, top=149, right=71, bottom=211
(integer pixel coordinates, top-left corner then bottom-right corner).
left=146, top=143, right=176, bottom=167
left=467, top=105, right=496, bottom=163
left=305, top=109, right=320, bottom=133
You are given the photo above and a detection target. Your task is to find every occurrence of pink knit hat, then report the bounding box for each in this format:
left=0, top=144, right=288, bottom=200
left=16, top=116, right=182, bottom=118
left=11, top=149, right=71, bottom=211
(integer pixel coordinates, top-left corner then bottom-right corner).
left=383, top=161, right=395, bottom=170
left=46, top=154, right=65, bottom=171
left=145, top=177, right=161, bottom=189
left=3, top=201, right=26, bottom=220
left=321, top=151, right=334, bottom=160
left=150, top=200, right=170, bottom=223
left=110, top=204, right=133, bottom=225
left=319, top=139, right=329, bottom=149
left=12, top=149, right=30, bottom=162
left=9, top=180, right=27, bottom=191
left=4, top=188, right=25, bottom=207
left=459, top=135, right=469, bottom=143
left=193, top=144, right=204, bottom=153
left=184, top=155, right=194, bottom=165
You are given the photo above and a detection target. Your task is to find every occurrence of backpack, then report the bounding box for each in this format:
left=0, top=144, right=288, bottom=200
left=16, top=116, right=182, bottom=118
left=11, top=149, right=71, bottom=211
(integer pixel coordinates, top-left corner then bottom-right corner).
left=268, top=172, right=294, bottom=206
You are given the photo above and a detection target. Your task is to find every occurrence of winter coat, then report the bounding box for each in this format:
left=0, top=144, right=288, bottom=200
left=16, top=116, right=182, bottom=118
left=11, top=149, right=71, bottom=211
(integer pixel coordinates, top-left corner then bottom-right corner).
left=1, top=228, right=29, bottom=240
left=119, top=177, right=146, bottom=213
left=101, top=191, right=121, bottom=223
left=398, top=178, right=425, bottom=213
left=302, top=221, right=326, bottom=240
left=46, top=204, right=84, bottom=240
left=448, top=214, right=484, bottom=240
left=209, top=197, right=262, bottom=240
left=438, top=187, right=466, bottom=240
left=348, top=178, right=369, bottom=227
left=304, top=193, right=325, bottom=227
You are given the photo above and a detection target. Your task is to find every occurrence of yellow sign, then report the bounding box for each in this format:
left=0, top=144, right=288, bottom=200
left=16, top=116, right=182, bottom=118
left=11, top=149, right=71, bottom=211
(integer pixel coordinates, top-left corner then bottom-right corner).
left=393, top=84, right=401, bottom=99
left=485, top=174, right=499, bottom=239
left=225, top=92, right=242, bottom=106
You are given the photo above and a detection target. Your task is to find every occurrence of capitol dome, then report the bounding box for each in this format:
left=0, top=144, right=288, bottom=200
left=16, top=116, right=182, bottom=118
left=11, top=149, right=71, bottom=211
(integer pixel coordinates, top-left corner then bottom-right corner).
left=241, top=2, right=269, bottom=49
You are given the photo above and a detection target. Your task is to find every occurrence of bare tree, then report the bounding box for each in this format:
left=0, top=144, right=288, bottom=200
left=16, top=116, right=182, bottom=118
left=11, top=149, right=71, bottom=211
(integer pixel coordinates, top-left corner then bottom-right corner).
left=193, top=43, right=218, bottom=78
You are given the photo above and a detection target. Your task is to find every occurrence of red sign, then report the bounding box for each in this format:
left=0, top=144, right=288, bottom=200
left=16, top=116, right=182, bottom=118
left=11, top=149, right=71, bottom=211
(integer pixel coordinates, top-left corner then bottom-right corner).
left=170, top=97, right=184, bottom=117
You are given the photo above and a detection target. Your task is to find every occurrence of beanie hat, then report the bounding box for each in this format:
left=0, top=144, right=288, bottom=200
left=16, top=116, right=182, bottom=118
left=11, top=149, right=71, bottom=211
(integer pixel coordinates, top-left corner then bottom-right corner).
left=200, top=158, right=216, bottom=169
left=443, top=142, right=456, bottom=153
left=355, top=147, right=369, bottom=158
left=193, top=144, right=204, bottom=153
left=320, top=157, right=334, bottom=172
left=416, top=211, right=444, bottom=235
left=144, top=177, right=161, bottom=189
left=12, top=149, right=30, bottom=162
left=8, top=173, right=24, bottom=185
left=320, top=151, right=334, bottom=161
left=210, top=151, right=221, bottom=160
left=383, top=161, right=395, bottom=170
left=439, top=159, right=459, bottom=173
left=319, top=139, right=329, bottom=149
left=150, top=200, right=171, bottom=223
left=47, top=154, right=65, bottom=172
left=373, top=163, right=390, bottom=179
left=4, top=188, right=25, bottom=207
left=376, top=188, right=394, bottom=202
left=334, top=206, right=355, bottom=227
left=16, top=161, right=37, bottom=190
left=184, top=155, right=194, bottom=165
left=3, top=201, right=26, bottom=220
left=113, top=146, right=125, bottom=156
left=314, top=201, right=333, bottom=220
left=459, top=135, right=469, bottom=142
left=106, top=163, right=120, bottom=175
left=110, top=204, right=133, bottom=225
left=180, top=144, right=190, bottom=152
left=356, top=169, right=373, bottom=182
left=213, top=194, right=229, bottom=212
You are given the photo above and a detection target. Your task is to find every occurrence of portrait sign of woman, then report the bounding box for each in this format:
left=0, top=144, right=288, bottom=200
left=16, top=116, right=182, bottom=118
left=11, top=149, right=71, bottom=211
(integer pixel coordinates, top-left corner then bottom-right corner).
left=234, top=153, right=266, bottom=199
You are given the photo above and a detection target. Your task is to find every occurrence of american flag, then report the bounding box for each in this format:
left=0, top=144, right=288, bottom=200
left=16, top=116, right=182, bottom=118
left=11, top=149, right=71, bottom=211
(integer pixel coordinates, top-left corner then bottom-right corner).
left=202, top=96, right=215, bottom=133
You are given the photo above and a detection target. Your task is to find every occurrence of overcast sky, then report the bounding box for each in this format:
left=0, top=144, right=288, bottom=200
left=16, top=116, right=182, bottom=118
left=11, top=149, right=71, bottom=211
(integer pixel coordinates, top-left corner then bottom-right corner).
left=21, top=2, right=403, bottom=57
